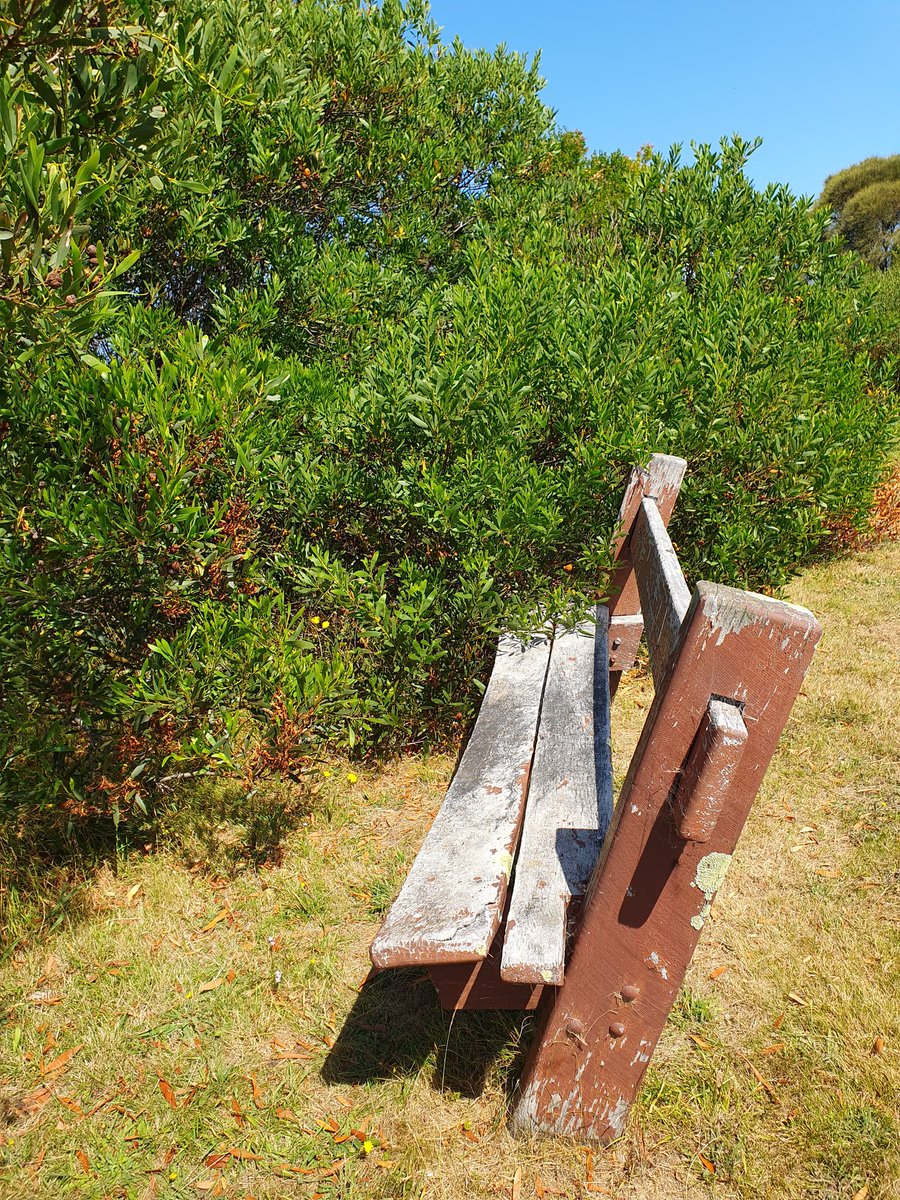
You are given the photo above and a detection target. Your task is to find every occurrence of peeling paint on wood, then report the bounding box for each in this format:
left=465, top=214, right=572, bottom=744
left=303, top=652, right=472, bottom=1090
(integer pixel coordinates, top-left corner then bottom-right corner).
left=676, top=699, right=747, bottom=842
left=608, top=454, right=687, bottom=675
left=510, top=581, right=821, bottom=1144
left=500, top=608, right=613, bottom=986
left=631, top=497, right=691, bottom=684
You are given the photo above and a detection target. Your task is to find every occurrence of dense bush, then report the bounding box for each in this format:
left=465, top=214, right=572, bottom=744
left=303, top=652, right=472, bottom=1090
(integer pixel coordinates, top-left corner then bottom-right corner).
left=1, top=0, right=897, bottom=818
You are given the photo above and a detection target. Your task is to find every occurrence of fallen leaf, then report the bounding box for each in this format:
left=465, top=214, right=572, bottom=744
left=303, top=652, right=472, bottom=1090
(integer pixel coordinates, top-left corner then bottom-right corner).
left=689, top=1034, right=711, bottom=1051
left=126, top=882, right=142, bottom=903
left=761, top=1043, right=785, bottom=1055
left=204, top=1153, right=231, bottom=1170
left=853, top=1186, right=870, bottom=1200
left=41, top=1044, right=83, bottom=1078
left=787, top=992, right=808, bottom=1007
left=872, top=1037, right=885, bottom=1055
left=195, top=1182, right=217, bottom=1192
left=158, top=1078, right=178, bottom=1109
left=773, top=1012, right=785, bottom=1030
left=744, top=1057, right=777, bottom=1098
left=698, top=1153, right=716, bottom=1174
left=198, top=978, right=223, bottom=994
left=230, top=1097, right=245, bottom=1126
left=27, top=1147, right=46, bottom=1174
left=56, top=1095, right=84, bottom=1117
left=199, top=909, right=229, bottom=934
left=708, top=965, right=728, bottom=980
left=512, top=1166, right=522, bottom=1200
left=75, top=1148, right=90, bottom=1174
left=248, top=1072, right=264, bottom=1108
left=275, top=1108, right=297, bottom=1121
left=28, top=991, right=62, bottom=1006
left=461, top=1128, right=479, bottom=1143
left=376, top=1160, right=396, bottom=1169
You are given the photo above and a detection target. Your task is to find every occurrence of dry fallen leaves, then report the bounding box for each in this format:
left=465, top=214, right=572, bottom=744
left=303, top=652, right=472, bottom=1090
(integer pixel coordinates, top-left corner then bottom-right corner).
left=41, top=1044, right=83, bottom=1079
left=158, top=1078, right=178, bottom=1110
left=708, top=965, right=728, bottom=980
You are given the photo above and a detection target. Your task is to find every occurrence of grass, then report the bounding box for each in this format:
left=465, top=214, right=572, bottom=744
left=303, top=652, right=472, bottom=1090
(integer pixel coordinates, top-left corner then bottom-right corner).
left=0, top=540, right=898, bottom=1199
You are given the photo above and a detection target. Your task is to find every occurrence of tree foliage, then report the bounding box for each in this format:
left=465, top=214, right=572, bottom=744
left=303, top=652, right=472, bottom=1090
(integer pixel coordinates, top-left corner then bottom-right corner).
left=818, top=155, right=900, bottom=269
left=1, top=0, right=897, bottom=821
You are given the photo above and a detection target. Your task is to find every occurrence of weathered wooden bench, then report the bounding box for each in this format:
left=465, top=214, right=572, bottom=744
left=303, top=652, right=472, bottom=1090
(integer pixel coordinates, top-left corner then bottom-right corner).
left=368, top=454, right=822, bottom=1144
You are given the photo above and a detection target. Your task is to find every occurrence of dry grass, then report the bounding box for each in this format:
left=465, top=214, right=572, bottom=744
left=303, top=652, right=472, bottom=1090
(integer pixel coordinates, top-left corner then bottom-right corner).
left=0, top=542, right=898, bottom=1200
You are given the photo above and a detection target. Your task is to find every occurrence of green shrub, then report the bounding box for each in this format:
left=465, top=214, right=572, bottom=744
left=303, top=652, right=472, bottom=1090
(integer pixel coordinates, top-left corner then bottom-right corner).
left=1, top=1, right=897, bottom=820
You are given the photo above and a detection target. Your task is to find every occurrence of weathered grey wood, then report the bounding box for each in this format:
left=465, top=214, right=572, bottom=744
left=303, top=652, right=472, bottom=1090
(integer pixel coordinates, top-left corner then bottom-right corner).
left=500, top=608, right=613, bottom=986
left=370, top=630, right=552, bottom=970
left=677, top=699, right=748, bottom=842
left=631, top=497, right=691, bottom=684
left=607, top=454, right=687, bottom=647
left=607, top=454, right=687, bottom=684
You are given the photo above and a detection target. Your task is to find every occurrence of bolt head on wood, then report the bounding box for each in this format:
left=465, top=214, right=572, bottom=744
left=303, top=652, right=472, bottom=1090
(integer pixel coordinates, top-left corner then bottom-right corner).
left=566, top=1018, right=585, bottom=1037
left=609, top=1022, right=626, bottom=1038
left=620, top=984, right=640, bottom=1002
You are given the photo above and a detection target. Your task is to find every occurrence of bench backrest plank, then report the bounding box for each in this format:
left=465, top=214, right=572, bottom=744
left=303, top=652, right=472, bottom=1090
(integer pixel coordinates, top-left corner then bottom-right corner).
left=500, top=609, right=613, bottom=986
left=369, top=631, right=552, bottom=970
left=631, top=496, right=692, bottom=684
left=608, top=454, right=686, bottom=676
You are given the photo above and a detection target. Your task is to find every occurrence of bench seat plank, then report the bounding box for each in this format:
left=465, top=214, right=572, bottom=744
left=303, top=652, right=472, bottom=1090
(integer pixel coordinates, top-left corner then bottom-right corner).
left=370, top=631, right=552, bottom=970
left=500, top=608, right=613, bottom=986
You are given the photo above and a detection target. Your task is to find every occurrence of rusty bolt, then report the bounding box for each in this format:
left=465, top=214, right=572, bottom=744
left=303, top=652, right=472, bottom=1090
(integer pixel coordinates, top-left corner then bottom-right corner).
left=565, top=1018, right=585, bottom=1038
left=609, top=1022, right=626, bottom=1038
left=612, top=637, right=621, bottom=649
left=621, top=984, right=640, bottom=1003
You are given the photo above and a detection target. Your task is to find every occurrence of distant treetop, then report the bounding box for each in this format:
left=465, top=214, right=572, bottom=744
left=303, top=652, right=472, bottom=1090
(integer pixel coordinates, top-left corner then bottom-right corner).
left=817, top=155, right=900, bottom=270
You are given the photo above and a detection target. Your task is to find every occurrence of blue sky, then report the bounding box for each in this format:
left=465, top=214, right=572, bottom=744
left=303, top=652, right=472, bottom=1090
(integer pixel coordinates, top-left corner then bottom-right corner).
left=427, top=0, right=900, bottom=200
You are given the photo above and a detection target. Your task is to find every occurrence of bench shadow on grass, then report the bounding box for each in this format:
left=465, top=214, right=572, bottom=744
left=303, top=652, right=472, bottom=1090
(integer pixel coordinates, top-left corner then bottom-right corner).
left=0, top=778, right=310, bottom=960
left=322, top=968, right=535, bottom=1100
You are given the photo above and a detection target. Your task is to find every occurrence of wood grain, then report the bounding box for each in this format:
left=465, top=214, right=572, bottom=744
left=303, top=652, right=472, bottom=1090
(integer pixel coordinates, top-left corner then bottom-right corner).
left=500, top=608, right=614, bottom=986
left=631, top=497, right=691, bottom=684
left=370, top=630, right=551, bottom=970
left=511, top=583, right=821, bottom=1144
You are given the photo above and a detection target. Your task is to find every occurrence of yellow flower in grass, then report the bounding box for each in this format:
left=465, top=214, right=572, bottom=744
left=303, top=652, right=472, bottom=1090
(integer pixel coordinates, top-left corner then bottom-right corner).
left=347, top=772, right=358, bottom=784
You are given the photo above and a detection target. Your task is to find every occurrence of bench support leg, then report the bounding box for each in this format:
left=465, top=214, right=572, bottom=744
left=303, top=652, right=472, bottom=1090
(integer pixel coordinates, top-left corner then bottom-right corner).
left=510, top=582, right=820, bottom=1143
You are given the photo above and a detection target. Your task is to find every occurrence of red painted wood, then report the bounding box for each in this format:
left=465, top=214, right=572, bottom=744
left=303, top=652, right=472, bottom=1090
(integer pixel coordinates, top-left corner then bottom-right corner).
left=677, top=699, right=748, bottom=843
left=607, top=455, right=686, bottom=675
left=510, top=582, right=821, bottom=1143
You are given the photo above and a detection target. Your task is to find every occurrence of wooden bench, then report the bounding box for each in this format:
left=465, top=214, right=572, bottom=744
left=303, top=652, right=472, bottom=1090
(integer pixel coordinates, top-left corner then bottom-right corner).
left=368, top=454, right=822, bottom=1144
